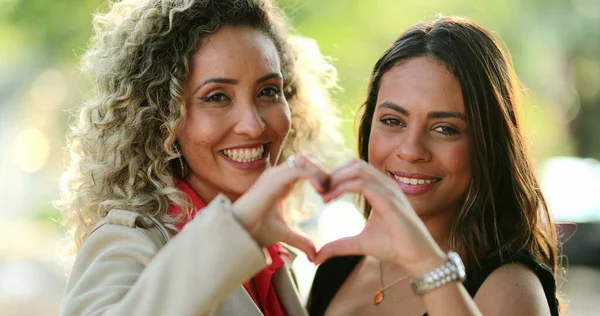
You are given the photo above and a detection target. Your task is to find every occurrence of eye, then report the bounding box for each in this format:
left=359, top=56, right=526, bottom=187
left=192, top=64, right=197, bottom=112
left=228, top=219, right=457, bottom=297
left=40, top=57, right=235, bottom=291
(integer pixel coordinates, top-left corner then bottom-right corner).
left=199, top=92, right=230, bottom=103
left=258, top=86, right=281, bottom=101
left=380, top=116, right=405, bottom=127
left=433, top=125, right=460, bottom=136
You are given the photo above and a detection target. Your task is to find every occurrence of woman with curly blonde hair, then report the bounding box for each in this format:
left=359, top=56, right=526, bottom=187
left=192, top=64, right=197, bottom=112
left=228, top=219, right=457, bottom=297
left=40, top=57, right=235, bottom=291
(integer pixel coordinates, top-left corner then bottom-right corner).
left=59, top=0, right=344, bottom=315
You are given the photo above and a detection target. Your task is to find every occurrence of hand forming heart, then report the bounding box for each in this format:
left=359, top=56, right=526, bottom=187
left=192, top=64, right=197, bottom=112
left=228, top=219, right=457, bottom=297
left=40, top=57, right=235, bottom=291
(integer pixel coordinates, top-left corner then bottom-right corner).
left=315, top=159, right=446, bottom=277
left=232, top=155, right=445, bottom=276
left=231, top=153, right=330, bottom=263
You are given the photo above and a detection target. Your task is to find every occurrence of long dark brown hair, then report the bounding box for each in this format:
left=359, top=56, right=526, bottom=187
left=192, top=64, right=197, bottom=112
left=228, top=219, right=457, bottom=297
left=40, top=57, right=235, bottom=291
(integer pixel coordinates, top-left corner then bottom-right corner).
left=358, top=16, right=559, bottom=279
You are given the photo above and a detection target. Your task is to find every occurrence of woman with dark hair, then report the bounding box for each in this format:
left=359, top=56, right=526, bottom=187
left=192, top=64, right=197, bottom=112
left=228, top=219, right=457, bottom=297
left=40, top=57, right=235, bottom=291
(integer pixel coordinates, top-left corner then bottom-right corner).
left=308, top=16, right=560, bottom=316
left=59, top=0, right=344, bottom=315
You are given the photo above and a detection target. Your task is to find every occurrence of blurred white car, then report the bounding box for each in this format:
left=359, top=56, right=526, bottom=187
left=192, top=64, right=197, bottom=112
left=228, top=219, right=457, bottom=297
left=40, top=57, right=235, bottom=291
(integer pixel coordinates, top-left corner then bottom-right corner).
left=540, top=156, right=600, bottom=266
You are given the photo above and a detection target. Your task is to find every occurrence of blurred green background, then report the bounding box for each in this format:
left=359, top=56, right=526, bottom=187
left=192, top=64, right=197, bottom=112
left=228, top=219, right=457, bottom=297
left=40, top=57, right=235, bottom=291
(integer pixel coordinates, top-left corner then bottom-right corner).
left=1, top=0, right=599, bottom=315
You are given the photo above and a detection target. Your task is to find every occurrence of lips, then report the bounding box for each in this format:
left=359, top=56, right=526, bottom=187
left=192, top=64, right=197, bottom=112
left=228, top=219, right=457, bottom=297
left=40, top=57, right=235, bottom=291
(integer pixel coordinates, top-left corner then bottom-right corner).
left=221, top=144, right=265, bottom=163
left=219, top=143, right=271, bottom=170
left=389, top=171, right=441, bottom=184
left=388, top=171, right=441, bottom=195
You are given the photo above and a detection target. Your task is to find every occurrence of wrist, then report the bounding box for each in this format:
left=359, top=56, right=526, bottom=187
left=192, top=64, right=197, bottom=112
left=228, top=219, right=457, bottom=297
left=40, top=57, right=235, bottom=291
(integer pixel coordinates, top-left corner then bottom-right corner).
left=231, top=206, right=263, bottom=246
left=410, top=251, right=467, bottom=296
left=404, top=249, right=447, bottom=278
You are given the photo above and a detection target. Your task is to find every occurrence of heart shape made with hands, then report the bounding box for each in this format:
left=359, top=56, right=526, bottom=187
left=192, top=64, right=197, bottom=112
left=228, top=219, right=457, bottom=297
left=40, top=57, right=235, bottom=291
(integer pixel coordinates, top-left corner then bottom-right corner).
left=286, top=157, right=444, bottom=275
left=234, top=155, right=443, bottom=272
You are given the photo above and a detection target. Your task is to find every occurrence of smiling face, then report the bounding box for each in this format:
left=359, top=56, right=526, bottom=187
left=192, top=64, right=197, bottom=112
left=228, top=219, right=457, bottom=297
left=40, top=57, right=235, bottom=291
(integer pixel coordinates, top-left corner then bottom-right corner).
left=368, top=56, right=472, bottom=219
left=178, top=25, right=291, bottom=203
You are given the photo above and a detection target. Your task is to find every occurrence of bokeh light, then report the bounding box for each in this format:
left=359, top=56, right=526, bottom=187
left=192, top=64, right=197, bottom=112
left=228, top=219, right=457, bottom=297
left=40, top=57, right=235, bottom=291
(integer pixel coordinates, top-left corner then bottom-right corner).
left=12, top=128, right=51, bottom=173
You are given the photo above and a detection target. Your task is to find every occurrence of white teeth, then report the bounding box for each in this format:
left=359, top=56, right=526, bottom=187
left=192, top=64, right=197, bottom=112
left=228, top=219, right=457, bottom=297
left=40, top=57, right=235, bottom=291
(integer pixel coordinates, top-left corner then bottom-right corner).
left=393, top=174, right=437, bottom=186
left=223, top=145, right=265, bottom=162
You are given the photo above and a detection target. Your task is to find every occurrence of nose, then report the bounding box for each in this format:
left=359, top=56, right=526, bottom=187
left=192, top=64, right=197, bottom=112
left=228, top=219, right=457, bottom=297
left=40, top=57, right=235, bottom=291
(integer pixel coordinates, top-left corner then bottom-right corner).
left=233, top=104, right=265, bottom=138
left=396, top=129, right=431, bottom=163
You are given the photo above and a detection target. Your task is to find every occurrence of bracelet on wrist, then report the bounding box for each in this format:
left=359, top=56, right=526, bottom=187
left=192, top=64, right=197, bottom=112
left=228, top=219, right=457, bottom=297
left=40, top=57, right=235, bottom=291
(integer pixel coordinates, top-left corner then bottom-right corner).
left=410, top=251, right=466, bottom=296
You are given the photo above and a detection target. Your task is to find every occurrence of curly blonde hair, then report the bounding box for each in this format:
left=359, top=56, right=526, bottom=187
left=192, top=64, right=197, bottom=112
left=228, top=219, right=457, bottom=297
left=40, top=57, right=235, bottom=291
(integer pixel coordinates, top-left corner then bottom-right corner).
left=61, top=0, right=344, bottom=252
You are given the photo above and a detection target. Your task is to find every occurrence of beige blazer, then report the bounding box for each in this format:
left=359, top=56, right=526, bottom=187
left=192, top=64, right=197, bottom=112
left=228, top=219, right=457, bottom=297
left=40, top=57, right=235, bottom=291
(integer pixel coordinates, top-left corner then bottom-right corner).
left=60, top=195, right=308, bottom=316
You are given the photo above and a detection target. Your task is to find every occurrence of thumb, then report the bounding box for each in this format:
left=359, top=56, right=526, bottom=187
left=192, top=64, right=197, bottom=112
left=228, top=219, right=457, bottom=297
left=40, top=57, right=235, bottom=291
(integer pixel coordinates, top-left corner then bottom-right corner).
left=315, top=236, right=362, bottom=265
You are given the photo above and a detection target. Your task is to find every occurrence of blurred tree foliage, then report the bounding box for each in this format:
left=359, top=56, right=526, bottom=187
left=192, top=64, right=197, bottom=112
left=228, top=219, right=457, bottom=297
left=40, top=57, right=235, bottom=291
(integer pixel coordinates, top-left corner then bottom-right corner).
left=1, top=0, right=107, bottom=63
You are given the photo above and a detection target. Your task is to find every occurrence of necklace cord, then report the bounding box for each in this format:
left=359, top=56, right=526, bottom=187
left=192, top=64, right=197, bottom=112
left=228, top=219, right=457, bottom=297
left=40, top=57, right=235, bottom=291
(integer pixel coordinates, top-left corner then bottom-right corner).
left=379, top=260, right=409, bottom=292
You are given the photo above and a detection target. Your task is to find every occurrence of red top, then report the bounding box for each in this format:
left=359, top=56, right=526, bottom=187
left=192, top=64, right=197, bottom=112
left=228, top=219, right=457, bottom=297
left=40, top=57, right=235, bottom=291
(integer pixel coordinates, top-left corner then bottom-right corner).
left=170, top=181, right=288, bottom=316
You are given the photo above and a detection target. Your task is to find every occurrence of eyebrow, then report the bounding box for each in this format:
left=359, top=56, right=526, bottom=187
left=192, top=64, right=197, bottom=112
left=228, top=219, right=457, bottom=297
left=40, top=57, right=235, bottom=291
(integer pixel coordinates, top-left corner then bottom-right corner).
left=256, top=73, right=282, bottom=83
left=379, top=101, right=409, bottom=116
left=192, top=78, right=237, bottom=96
left=377, top=101, right=466, bottom=120
left=192, top=73, right=282, bottom=96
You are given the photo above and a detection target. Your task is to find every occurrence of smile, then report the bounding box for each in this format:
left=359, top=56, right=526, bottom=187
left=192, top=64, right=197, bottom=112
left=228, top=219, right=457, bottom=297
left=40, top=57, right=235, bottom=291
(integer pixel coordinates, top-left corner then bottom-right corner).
left=392, top=174, right=440, bottom=185
left=221, top=145, right=266, bottom=163
left=388, top=171, right=441, bottom=195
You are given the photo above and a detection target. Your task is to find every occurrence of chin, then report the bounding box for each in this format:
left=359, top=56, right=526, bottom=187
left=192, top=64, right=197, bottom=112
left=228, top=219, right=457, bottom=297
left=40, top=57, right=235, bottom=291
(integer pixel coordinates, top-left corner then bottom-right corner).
left=409, top=200, right=439, bottom=217
left=230, top=177, right=260, bottom=195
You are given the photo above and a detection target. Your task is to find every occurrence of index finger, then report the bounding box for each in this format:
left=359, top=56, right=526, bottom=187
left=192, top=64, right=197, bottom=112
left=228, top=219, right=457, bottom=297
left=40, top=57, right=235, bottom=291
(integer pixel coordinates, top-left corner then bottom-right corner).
left=285, top=154, right=330, bottom=193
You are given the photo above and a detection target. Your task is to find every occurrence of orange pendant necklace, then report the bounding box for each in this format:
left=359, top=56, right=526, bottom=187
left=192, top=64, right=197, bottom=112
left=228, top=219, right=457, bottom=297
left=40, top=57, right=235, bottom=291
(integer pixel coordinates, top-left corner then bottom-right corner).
left=373, top=260, right=408, bottom=305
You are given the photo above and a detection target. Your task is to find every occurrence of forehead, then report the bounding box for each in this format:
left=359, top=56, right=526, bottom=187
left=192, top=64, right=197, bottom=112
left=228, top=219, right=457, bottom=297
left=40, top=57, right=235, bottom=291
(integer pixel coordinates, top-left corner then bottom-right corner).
left=190, top=25, right=281, bottom=75
left=377, top=57, right=465, bottom=113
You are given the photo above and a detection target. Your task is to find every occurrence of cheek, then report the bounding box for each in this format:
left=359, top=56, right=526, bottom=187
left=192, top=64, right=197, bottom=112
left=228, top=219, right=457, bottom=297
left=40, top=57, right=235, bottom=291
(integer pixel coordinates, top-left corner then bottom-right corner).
left=180, top=112, right=226, bottom=155
left=180, top=129, right=214, bottom=160
left=367, top=129, right=396, bottom=169
left=266, top=103, right=291, bottom=137
left=442, top=142, right=471, bottom=178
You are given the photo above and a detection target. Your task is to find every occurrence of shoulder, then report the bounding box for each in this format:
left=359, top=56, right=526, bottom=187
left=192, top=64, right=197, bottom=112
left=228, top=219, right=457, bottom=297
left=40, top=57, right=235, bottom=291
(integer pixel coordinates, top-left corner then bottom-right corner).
left=76, top=210, right=171, bottom=265
left=76, top=218, right=160, bottom=266
left=474, top=262, right=552, bottom=316
left=65, top=215, right=167, bottom=298
left=85, top=219, right=159, bottom=248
